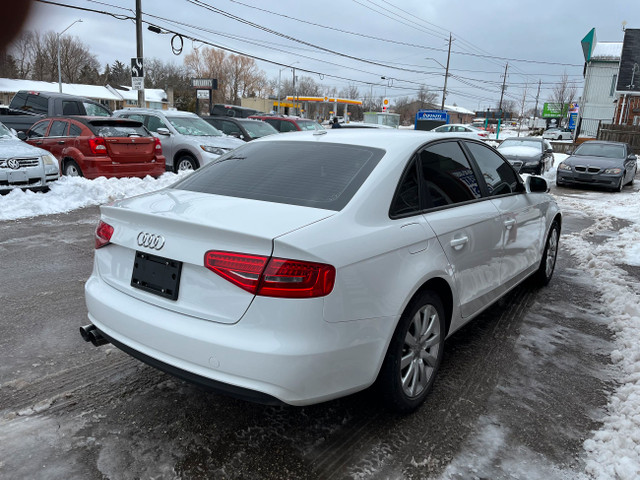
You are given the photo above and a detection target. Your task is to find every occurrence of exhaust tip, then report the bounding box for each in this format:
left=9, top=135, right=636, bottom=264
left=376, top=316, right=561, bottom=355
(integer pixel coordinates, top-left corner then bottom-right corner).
left=79, top=324, right=96, bottom=342
left=88, top=329, right=109, bottom=347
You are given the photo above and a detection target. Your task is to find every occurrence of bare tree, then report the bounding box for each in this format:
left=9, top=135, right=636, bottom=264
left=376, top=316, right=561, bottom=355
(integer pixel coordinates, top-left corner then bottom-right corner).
left=551, top=72, right=577, bottom=126
left=417, top=85, right=438, bottom=109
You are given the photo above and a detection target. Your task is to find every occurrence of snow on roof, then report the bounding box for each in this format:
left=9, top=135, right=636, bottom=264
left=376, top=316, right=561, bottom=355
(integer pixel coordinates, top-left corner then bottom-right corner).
left=0, top=78, right=166, bottom=103
left=590, top=42, right=623, bottom=61
left=445, top=104, right=476, bottom=115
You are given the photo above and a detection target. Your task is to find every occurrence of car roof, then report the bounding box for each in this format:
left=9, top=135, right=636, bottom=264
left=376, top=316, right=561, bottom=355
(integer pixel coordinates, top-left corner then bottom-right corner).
left=577, top=140, right=627, bottom=147
left=114, top=108, right=197, bottom=117
left=42, top=116, right=144, bottom=126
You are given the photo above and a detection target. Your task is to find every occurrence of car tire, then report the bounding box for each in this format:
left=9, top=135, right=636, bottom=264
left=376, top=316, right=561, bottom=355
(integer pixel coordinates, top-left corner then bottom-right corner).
left=534, top=222, right=559, bottom=286
left=64, top=160, right=83, bottom=177
left=615, top=177, right=624, bottom=192
left=174, top=155, right=198, bottom=172
left=377, top=290, right=445, bottom=413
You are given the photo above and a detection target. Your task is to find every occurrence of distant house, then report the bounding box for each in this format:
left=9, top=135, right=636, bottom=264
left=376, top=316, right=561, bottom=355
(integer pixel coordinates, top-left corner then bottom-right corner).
left=613, top=28, right=640, bottom=126
left=577, top=28, right=622, bottom=137
left=444, top=104, right=475, bottom=124
left=0, top=78, right=168, bottom=111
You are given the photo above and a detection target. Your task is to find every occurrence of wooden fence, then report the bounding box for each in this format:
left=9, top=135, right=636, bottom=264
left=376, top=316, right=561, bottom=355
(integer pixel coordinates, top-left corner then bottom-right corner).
left=597, top=124, right=640, bottom=153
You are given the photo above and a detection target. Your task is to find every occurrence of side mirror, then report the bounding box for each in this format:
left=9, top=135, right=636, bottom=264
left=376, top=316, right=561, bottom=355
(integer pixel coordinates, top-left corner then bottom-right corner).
left=525, top=175, right=549, bottom=193
left=627, top=154, right=637, bottom=161
left=156, top=127, right=171, bottom=136
left=17, top=131, right=27, bottom=141
left=545, top=148, right=553, bottom=154
left=566, top=149, right=573, bottom=155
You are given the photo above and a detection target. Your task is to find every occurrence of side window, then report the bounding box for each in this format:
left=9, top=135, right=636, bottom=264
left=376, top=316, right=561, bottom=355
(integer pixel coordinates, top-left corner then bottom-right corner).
left=48, top=120, right=68, bottom=137
left=28, top=121, right=50, bottom=138
left=25, top=95, right=48, bottom=115
left=420, top=141, right=482, bottom=208
left=147, top=115, right=167, bottom=132
left=221, top=121, right=242, bottom=136
left=280, top=121, right=298, bottom=132
left=264, top=119, right=280, bottom=130
left=83, top=102, right=110, bottom=117
left=465, top=142, right=519, bottom=197
left=62, top=101, right=82, bottom=115
left=69, top=124, right=82, bottom=137
left=390, top=160, right=420, bottom=217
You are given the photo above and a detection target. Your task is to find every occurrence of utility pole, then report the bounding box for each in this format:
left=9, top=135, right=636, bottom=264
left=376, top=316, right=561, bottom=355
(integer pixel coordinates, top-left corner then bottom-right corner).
left=533, top=79, right=541, bottom=118
left=441, top=33, right=452, bottom=110
left=498, top=62, right=509, bottom=115
left=135, top=0, right=145, bottom=107
left=292, top=67, right=297, bottom=115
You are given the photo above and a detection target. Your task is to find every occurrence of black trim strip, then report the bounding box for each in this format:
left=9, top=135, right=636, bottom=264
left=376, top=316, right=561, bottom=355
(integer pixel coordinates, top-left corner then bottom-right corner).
left=96, top=328, right=284, bottom=406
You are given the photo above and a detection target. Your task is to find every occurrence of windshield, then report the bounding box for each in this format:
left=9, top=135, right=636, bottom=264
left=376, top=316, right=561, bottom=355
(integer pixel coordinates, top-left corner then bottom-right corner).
left=0, top=122, right=12, bottom=138
left=166, top=116, right=223, bottom=136
left=240, top=120, right=278, bottom=139
left=296, top=120, right=325, bottom=131
left=574, top=143, right=625, bottom=159
left=499, top=139, right=541, bottom=150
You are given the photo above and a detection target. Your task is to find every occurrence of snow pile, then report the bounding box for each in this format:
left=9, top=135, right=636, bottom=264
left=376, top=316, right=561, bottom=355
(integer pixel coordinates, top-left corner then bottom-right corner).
left=557, top=188, right=640, bottom=479
left=0, top=172, right=188, bottom=221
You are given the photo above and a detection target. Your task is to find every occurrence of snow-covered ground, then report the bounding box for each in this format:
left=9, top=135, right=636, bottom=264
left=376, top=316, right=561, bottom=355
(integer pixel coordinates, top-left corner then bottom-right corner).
left=1, top=157, right=639, bottom=478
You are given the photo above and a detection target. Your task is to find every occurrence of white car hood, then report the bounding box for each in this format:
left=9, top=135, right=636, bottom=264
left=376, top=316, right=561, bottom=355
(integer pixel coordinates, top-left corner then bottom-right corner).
left=0, top=136, right=49, bottom=159
left=190, top=135, right=244, bottom=148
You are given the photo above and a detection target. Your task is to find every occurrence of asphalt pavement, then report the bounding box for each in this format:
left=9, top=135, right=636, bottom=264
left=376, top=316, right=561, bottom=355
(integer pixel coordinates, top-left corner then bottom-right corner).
left=0, top=191, right=615, bottom=480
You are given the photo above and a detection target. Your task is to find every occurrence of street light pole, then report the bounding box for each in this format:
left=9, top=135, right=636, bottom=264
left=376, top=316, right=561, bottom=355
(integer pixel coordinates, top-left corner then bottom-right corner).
left=57, top=19, right=82, bottom=93
left=276, top=62, right=298, bottom=115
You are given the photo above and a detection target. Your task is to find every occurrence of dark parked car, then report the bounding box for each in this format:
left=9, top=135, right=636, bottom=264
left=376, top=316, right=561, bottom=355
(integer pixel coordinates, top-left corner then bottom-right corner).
left=210, top=104, right=260, bottom=118
left=201, top=116, right=279, bottom=142
left=22, top=116, right=165, bottom=179
left=556, top=140, right=637, bottom=192
left=248, top=115, right=325, bottom=132
left=497, top=137, right=554, bottom=175
left=0, top=90, right=111, bottom=133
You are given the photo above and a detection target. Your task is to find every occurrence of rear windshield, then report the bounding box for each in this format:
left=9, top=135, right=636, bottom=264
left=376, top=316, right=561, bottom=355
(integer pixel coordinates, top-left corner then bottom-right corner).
left=239, top=120, right=278, bottom=138
left=173, top=141, right=385, bottom=211
left=89, top=121, right=149, bottom=138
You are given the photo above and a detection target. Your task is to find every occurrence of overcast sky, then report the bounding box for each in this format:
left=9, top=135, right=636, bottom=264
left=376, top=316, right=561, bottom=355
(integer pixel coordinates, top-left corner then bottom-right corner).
left=21, top=0, right=640, bottom=112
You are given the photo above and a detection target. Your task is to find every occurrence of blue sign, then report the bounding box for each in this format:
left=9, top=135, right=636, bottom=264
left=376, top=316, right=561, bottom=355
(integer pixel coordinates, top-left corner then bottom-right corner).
left=416, top=109, right=448, bottom=122
left=568, top=112, right=578, bottom=130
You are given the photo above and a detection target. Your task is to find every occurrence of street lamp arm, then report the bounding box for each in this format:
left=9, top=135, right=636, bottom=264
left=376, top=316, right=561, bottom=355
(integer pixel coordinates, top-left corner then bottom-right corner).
left=57, top=19, right=82, bottom=93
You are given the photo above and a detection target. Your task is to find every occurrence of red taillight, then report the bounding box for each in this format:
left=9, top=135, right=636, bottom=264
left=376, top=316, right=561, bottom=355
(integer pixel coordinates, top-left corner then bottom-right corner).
left=88, top=137, right=107, bottom=154
left=204, top=251, right=335, bottom=298
left=154, top=137, right=162, bottom=154
left=95, top=221, right=114, bottom=249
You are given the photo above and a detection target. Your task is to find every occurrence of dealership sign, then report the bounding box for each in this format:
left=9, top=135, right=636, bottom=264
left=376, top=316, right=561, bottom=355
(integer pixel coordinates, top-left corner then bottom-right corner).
left=416, top=109, right=448, bottom=122
left=542, top=103, right=569, bottom=118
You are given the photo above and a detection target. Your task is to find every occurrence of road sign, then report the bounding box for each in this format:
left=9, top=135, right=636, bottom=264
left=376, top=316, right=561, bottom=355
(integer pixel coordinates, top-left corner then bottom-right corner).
left=131, top=57, right=144, bottom=78
left=382, top=98, right=390, bottom=112
left=131, top=77, right=144, bottom=91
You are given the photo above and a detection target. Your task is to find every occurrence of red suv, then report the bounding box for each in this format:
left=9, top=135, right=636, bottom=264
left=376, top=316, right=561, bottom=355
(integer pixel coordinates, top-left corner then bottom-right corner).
left=23, top=117, right=165, bottom=178
left=248, top=115, right=324, bottom=132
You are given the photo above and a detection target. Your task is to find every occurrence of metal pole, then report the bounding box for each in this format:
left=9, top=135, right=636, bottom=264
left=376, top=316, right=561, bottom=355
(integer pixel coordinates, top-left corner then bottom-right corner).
left=277, top=69, right=281, bottom=114
left=136, top=0, right=145, bottom=108
left=292, top=67, right=296, bottom=115
left=441, top=33, right=452, bottom=110
left=57, top=19, right=82, bottom=93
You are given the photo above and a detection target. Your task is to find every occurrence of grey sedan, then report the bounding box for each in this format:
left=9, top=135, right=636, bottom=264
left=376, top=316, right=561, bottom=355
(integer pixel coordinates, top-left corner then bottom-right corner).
left=0, top=121, right=59, bottom=192
left=497, top=137, right=554, bottom=175
left=556, top=141, right=637, bottom=192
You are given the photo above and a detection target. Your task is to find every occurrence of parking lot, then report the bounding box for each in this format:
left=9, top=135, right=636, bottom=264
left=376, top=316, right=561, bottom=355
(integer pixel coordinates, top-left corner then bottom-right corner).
left=1, top=179, right=634, bottom=479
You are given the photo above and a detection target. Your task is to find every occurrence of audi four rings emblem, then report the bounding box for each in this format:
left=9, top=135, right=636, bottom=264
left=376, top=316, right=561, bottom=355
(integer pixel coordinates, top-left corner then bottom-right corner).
left=137, top=232, right=165, bottom=250
left=7, top=159, right=20, bottom=170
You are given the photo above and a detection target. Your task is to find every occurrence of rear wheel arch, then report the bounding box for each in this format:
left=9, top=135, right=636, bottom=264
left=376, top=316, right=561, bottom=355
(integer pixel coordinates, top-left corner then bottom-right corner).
left=406, top=277, right=454, bottom=337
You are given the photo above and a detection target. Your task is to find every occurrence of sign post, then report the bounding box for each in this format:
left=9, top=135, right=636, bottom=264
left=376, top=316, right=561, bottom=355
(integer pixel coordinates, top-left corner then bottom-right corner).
left=191, top=78, right=218, bottom=115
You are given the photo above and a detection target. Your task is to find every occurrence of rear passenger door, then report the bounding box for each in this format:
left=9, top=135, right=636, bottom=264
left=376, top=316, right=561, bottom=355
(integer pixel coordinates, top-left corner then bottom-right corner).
left=420, top=140, right=504, bottom=318
left=463, top=140, right=544, bottom=289
left=43, top=120, right=70, bottom=159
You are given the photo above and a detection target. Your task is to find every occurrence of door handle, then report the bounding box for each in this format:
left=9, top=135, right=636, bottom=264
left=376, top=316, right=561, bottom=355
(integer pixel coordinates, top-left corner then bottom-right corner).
left=504, top=219, right=516, bottom=230
left=450, top=236, right=468, bottom=250
left=57, top=141, right=65, bottom=145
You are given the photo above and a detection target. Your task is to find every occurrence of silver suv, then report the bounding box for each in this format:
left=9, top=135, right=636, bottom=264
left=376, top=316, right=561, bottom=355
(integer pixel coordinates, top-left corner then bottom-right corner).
left=113, top=108, right=244, bottom=172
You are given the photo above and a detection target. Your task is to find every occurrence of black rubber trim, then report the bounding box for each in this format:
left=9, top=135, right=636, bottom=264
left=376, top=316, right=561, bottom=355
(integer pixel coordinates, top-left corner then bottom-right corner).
left=96, top=328, right=284, bottom=406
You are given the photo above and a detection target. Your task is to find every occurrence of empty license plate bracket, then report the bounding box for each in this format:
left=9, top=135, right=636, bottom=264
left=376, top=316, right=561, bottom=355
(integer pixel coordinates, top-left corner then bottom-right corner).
left=131, top=251, right=182, bottom=300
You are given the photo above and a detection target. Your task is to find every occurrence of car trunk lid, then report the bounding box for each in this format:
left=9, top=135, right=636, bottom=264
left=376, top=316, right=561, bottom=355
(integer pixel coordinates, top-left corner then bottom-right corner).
left=95, top=188, right=335, bottom=324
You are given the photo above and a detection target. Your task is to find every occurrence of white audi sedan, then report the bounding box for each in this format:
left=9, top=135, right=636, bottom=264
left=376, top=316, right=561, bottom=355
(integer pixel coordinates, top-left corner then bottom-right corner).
left=83, top=129, right=561, bottom=412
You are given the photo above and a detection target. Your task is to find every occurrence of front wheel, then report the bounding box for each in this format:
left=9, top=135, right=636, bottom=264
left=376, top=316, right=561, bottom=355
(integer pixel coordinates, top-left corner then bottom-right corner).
left=174, top=155, right=198, bottom=172
left=377, top=290, right=445, bottom=413
left=534, top=222, right=559, bottom=286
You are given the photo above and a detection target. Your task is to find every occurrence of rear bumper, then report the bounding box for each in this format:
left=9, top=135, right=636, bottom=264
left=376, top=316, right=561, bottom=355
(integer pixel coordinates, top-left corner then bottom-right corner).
left=85, top=273, right=395, bottom=406
left=76, top=155, right=166, bottom=179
